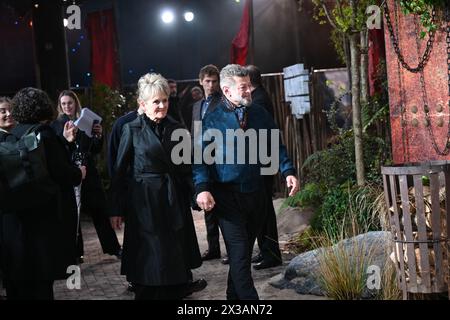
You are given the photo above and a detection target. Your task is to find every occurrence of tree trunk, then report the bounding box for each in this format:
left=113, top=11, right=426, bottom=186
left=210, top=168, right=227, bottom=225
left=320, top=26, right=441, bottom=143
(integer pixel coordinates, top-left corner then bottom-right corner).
left=349, top=0, right=365, bottom=186
left=360, top=29, right=369, bottom=106
left=349, top=32, right=365, bottom=186
left=342, top=33, right=352, bottom=89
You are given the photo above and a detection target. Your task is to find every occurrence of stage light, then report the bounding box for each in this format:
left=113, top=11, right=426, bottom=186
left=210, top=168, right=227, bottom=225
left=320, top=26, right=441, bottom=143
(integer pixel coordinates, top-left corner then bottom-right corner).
left=184, top=11, right=194, bottom=22
left=64, top=18, right=68, bottom=27
left=161, top=10, right=174, bottom=24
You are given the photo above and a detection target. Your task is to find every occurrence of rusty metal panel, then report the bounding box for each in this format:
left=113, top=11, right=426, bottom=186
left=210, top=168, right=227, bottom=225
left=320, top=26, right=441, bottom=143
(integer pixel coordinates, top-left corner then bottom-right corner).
left=384, top=0, right=449, bottom=163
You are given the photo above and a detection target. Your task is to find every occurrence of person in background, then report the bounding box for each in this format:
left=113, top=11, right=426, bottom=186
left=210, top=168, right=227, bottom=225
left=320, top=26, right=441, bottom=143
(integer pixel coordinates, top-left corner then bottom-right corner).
left=245, top=65, right=282, bottom=270
left=51, top=90, right=122, bottom=263
left=0, top=97, right=15, bottom=300
left=191, top=65, right=225, bottom=263
left=167, top=78, right=183, bottom=124
left=190, top=86, right=203, bottom=103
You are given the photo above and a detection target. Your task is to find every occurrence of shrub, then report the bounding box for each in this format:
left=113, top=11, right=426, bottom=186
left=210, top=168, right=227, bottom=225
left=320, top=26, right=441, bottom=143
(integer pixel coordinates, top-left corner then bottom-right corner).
left=312, top=184, right=382, bottom=243
left=317, top=237, right=375, bottom=300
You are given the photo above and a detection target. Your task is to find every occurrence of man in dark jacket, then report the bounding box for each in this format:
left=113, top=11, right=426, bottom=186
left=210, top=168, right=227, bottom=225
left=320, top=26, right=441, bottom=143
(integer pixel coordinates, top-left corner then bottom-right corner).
left=193, top=64, right=299, bottom=300
left=245, top=65, right=282, bottom=270
left=191, top=65, right=223, bottom=261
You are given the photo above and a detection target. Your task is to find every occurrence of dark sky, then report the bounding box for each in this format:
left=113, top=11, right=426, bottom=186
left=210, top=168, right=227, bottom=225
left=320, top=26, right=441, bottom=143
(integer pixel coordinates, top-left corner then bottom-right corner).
left=0, top=0, right=340, bottom=94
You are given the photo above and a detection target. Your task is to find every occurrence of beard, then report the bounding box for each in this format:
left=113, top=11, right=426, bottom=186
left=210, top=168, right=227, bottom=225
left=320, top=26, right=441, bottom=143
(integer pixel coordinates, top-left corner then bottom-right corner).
left=238, top=96, right=252, bottom=107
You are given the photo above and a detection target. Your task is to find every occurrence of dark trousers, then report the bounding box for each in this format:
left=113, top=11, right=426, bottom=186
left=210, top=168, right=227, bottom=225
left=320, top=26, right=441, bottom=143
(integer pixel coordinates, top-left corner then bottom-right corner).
left=212, top=185, right=266, bottom=300
left=81, top=206, right=121, bottom=255
left=204, top=210, right=221, bottom=254
left=255, top=176, right=281, bottom=262
left=5, top=279, right=54, bottom=300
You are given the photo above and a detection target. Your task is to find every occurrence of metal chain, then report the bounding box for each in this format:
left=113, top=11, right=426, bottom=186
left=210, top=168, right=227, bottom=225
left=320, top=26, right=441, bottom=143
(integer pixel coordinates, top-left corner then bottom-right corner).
left=393, top=0, right=409, bottom=162
left=384, top=1, right=437, bottom=73
left=414, top=12, right=450, bottom=156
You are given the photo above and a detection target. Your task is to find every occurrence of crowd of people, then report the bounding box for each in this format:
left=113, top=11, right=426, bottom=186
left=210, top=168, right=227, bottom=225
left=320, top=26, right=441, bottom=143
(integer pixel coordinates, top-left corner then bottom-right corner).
left=0, top=63, right=299, bottom=300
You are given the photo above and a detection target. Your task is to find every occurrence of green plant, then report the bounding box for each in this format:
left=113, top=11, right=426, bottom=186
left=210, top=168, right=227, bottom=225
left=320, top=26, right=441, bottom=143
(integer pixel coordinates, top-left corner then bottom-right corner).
left=311, top=184, right=382, bottom=243
left=302, top=132, right=389, bottom=188
left=317, top=237, right=375, bottom=300
left=399, top=0, right=447, bottom=38
left=375, top=260, right=402, bottom=300
left=282, top=182, right=325, bottom=210
left=285, top=227, right=320, bottom=254
left=78, top=82, right=131, bottom=187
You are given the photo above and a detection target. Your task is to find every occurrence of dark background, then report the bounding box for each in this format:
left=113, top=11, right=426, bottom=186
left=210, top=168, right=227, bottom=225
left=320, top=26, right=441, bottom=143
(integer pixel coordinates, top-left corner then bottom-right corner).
left=0, top=0, right=341, bottom=95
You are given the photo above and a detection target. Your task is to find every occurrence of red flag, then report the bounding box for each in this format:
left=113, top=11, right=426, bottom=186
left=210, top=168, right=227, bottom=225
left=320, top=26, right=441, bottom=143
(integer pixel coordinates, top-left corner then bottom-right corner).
left=231, top=0, right=251, bottom=65
left=368, top=29, right=385, bottom=96
left=86, top=9, right=120, bottom=88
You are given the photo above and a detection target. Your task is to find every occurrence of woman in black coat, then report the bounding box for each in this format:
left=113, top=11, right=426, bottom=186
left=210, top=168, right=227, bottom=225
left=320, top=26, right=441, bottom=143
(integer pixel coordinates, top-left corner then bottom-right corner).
left=110, top=73, right=202, bottom=300
left=2, top=88, right=85, bottom=300
left=51, top=90, right=121, bottom=260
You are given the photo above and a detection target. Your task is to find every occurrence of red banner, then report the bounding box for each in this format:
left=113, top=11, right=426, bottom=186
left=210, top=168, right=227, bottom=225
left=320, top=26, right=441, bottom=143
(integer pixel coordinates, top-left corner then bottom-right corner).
left=230, top=0, right=251, bottom=65
left=86, top=9, right=120, bottom=88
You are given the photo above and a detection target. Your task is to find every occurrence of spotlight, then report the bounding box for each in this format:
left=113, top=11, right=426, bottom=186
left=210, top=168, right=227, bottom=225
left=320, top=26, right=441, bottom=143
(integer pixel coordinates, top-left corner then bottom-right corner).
left=161, top=10, right=174, bottom=24
left=63, top=18, right=68, bottom=27
left=184, top=11, right=194, bottom=22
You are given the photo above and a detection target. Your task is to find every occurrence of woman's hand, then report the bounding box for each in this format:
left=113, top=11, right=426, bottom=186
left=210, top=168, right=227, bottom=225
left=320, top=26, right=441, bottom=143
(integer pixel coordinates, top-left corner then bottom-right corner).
left=92, top=123, right=103, bottom=138
left=63, top=120, right=78, bottom=142
left=196, top=191, right=216, bottom=212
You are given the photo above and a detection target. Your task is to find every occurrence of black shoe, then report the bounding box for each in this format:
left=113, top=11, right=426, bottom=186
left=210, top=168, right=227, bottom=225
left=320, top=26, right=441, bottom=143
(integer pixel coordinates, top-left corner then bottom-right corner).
left=185, top=278, right=207, bottom=297
left=201, top=250, right=220, bottom=261
left=253, top=260, right=282, bottom=270
left=221, top=257, right=229, bottom=265
left=251, top=253, right=263, bottom=264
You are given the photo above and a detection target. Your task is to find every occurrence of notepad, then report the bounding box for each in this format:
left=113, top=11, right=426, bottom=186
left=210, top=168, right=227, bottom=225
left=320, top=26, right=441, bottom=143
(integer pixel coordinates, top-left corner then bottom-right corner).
left=74, top=108, right=102, bottom=138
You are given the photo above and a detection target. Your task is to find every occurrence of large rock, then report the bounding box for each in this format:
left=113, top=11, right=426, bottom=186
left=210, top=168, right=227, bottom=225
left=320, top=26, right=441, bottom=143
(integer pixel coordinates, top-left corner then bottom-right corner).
left=276, top=204, right=314, bottom=243
left=270, top=231, right=393, bottom=298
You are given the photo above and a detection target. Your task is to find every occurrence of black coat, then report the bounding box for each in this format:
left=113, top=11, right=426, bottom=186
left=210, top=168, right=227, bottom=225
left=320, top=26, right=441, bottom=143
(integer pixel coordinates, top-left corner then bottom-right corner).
left=191, top=93, right=221, bottom=135
left=111, top=115, right=202, bottom=286
left=251, top=86, right=274, bottom=117
left=51, top=115, right=107, bottom=211
left=0, top=130, right=13, bottom=279
left=1, top=123, right=82, bottom=281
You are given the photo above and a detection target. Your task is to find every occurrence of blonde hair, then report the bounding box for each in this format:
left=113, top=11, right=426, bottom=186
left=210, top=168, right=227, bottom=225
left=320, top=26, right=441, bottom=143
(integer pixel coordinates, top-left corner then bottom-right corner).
left=57, top=90, right=82, bottom=118
left=137, top=73, right=170, bottom=103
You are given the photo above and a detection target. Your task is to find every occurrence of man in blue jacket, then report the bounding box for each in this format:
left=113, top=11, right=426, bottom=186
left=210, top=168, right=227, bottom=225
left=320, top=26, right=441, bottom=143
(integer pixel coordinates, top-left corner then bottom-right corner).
left=193, top=64, right=299, bottom=300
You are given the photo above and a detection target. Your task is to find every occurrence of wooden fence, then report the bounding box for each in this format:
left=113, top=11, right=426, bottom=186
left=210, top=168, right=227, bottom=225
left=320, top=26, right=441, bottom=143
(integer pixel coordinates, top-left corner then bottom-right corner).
left=262, top=72, right=329, bottom=195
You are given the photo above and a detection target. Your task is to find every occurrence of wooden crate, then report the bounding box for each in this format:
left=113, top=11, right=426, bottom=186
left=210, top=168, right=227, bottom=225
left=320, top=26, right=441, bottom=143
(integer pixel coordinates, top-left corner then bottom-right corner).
left=381, top=162, right=450, bottom=299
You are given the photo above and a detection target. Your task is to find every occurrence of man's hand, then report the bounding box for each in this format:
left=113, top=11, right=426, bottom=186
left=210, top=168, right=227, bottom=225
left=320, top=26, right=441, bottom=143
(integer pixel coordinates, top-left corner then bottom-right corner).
left=196, top=191, right=216, bottom=212
left=63, top=120, right=78, bottom=142
left=110, top=216, right=124, bottom=230
left=286, top=175, right=299, bottom=197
